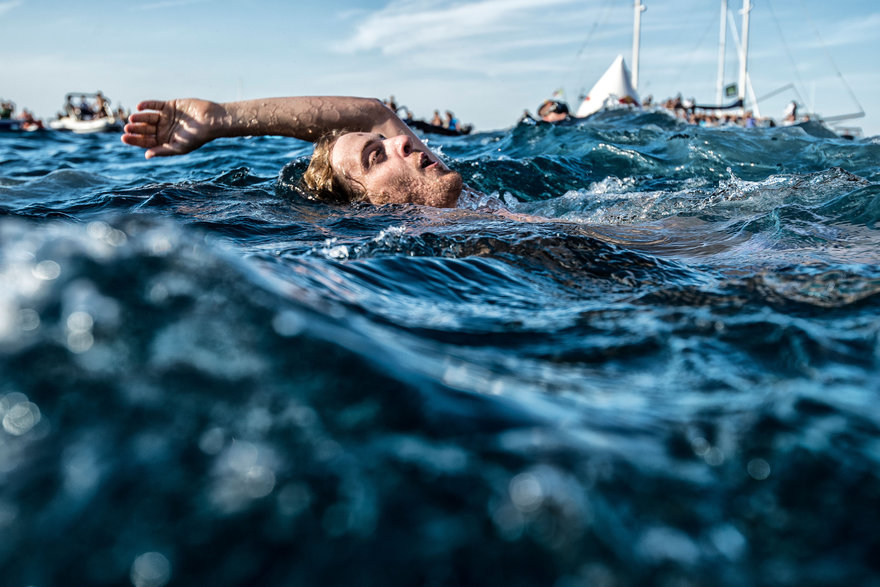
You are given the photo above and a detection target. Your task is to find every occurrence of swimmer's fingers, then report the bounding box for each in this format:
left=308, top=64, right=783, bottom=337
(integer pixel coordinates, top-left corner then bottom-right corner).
left=121, top=133, right=144, bottom=146
left=120, top=132, right=158, bottom=152
left=144, top=145, right=179, bottom=159
left=128, top=111, right=161, bottom=125
left=123, top=122, right=157, bottom=137
left=121, top=119, right=158, bottom=147
left=120, top=132, right=177, bottom=158
left=136, top=100, right=167, bottom=113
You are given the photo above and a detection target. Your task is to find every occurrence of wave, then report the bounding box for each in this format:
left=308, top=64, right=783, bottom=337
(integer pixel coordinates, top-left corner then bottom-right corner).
left=1, top=116, right=880, bottom=585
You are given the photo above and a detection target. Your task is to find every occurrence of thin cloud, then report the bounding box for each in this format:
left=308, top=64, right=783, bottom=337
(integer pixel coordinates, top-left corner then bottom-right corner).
left=337, top=0, right=587, bottom=56
left=801, top=11, right=880, bottom=48
left=132, top=0, right=210, bottom=11
left=0, top=0, right=22, bottom=16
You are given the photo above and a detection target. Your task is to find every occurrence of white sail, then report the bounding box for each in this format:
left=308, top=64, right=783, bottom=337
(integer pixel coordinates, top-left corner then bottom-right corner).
left=575, top=54, right=641, bottom=118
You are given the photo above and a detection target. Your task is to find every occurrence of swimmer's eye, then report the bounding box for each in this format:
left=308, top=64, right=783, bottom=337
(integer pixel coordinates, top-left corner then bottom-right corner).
left=367, top=143, right=386, bottom=168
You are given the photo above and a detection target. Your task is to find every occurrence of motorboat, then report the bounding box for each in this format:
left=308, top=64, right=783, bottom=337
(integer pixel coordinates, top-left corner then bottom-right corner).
left=406, top=119, right=472, bottom=136
left=0, top=99, right=44, bottom=132
left=48, top=92, right=124, bottom=134
left=49, top=116, right=123, bottom=133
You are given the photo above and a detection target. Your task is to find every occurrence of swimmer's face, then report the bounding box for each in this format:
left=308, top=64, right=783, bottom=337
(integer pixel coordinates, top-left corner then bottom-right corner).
left=330, top=132, right=462, bottom=208
left=541, top=112, right=568, bottom=123
left=538, top=101, right=568, bottom=122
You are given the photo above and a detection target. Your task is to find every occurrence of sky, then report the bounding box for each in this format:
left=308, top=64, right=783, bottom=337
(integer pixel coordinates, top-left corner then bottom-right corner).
left=2, top=0, right=878, bottom=137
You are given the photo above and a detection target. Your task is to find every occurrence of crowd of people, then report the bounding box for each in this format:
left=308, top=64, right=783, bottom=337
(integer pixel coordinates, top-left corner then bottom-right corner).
left=61, top=92, right=122, bottom=121
left=520, top=92, right=811, bottom=129
left=644, top=93, right=791, bottom=128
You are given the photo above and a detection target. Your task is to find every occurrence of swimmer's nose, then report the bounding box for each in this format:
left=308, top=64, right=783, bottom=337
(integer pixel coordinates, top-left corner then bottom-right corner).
left=386, top=134, right=412, bottom=157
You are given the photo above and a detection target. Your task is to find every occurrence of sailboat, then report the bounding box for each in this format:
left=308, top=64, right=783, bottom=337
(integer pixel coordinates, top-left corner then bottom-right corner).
left=573, top=0, right=645, bottom=119
left=570, top=0, right=864, bottom=135
left=699, top=0, right=865, bottom=135
left=711, top=0, right=865, bottom=135
left=574, top=54, right=640, bottom=118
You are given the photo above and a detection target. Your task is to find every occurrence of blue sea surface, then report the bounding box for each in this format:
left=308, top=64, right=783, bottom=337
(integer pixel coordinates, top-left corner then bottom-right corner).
left=1, top=111, right=879, bottom=586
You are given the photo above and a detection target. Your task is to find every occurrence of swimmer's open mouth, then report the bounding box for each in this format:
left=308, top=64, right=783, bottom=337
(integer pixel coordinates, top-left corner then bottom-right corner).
left=419, top=153, right=432, bottom=169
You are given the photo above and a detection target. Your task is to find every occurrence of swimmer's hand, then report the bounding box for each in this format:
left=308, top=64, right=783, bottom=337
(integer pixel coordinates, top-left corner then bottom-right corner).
left=121, top=99, right=223, bottom=159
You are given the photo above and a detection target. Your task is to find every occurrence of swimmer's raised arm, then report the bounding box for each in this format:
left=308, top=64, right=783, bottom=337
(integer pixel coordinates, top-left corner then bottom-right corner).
left=123, top=96, right=464, bottom=208
left=121, top=96, right=424, bottom=159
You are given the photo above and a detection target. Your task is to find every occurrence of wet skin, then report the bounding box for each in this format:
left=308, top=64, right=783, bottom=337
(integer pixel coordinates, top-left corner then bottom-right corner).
left=330, top=132, right=463, bottom=208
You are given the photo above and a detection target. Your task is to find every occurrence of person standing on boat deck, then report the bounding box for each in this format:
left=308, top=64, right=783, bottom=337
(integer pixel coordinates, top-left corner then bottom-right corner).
left=430, top=110, right=443, bottom=126
left=95, top=92, right=109, bottom=119
left=63, top=96, right=75, bottom=118
left=121, top=96, right=464, bottom=208
left=784, top=100, right=798, bottom=124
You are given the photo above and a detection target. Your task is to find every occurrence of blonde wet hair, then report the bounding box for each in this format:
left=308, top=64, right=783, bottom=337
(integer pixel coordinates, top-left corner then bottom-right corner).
left=301, top=130, right=365, bottom=204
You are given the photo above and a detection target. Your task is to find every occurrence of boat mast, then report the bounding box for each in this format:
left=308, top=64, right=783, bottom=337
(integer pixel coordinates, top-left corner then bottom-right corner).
left=737, top=0, right=751, bottom=109
left=716, top=0, right=727, bottom=105
left=632, top=0, right=646, bottom=91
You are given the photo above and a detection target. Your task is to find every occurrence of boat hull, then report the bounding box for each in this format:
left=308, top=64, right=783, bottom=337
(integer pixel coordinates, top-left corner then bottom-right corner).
left=406, top=120, right=471, bottom=136
left=48, top=116, right=123, bottom=134
left=0, top=119, right=22, bottom=132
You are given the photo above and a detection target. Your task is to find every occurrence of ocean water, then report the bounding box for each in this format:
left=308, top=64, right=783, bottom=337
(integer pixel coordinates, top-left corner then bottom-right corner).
left=1, top=111, right=879, bottom=586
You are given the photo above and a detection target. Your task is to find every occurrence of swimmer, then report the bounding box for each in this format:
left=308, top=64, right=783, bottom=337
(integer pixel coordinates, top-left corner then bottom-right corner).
left=536, top=99, right=570, bottom=123
left=122, top=96, right=463, bottom=208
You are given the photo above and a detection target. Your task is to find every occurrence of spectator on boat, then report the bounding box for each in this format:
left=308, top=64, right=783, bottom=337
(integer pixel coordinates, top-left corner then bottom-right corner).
left=384, top=95, right=397, bottom=111
left=669, top=94, right=685, bottom=118
left=0, top=100, right=13, bottom=119
left=537, top=99, right=570, bottom=123
left=444, top=110, right=459, bottom=131
left=430, top=110, right=443, bottom=127
left=122, top=96, right=465, bottom=208
left=784, top=100, right=798, bottom=123
left=77, top=95, right=94, bottom=120
left=95, top=92, right=110, bottom=118
left=682, top=97, right=695, bottom=115
left=19, top=109, right=43, bottom=131
left=63, top=95, right=75, bottom=117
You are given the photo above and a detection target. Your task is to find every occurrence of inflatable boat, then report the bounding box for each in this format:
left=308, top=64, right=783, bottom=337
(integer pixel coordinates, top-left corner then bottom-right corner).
left=48, top=92, right=125, bottom=134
